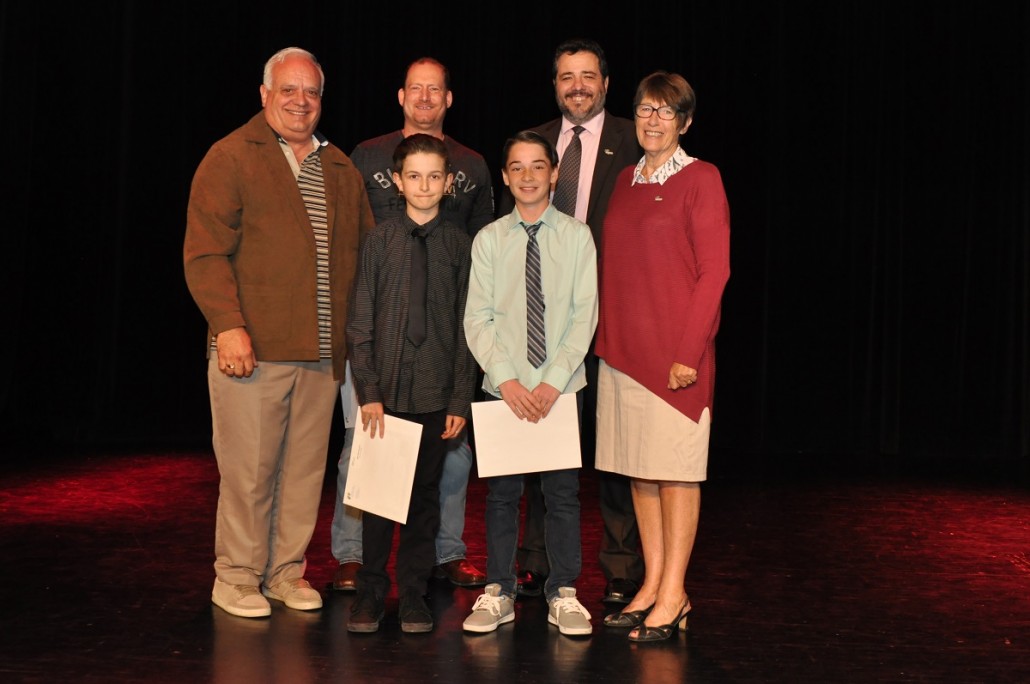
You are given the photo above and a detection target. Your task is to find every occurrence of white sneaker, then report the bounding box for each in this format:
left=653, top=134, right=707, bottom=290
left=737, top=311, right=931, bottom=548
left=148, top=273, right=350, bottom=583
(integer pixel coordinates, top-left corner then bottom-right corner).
left=212, top=578, right=271, bottom=618
left=463, top=583, right=515, bottom=633
left=548, top=587, right=592, bottom=636
left=261, top=577, right=323, bottom=611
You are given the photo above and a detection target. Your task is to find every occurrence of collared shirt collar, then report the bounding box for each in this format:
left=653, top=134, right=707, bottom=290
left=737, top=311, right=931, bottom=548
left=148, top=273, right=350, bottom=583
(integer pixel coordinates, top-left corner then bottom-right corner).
left=509, top=204, right=562, bottom=233
left=561, top=110, right=605, bottom=138
left=632, top=146, right=695, bottom=186
left=403, top=212, right=442, bottom=236
left=271, top=127, right=327, bottom=151
left=272, top=127, right=327, bottom=177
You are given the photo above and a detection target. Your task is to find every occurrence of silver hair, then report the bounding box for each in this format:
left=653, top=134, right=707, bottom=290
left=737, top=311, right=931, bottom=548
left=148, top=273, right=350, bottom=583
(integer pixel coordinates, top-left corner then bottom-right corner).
left=262, top=47, right=325, bottom=94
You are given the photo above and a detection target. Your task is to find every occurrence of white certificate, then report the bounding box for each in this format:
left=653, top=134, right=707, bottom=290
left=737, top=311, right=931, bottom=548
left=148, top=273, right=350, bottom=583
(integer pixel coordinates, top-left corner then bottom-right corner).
left=343, top=414, right=423, bottom=524
left=339, top=361, right=359, bottom=429
left=471, top=393, right=582, bottom=478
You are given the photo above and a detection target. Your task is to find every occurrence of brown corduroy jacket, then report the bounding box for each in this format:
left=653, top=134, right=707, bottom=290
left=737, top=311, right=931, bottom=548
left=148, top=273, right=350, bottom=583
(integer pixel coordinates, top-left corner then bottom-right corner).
left=184, top=111, right=375, bottom=380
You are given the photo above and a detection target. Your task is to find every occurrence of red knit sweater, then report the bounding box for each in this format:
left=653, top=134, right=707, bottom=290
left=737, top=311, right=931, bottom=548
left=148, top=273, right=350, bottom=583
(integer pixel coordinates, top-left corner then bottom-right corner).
left=595, top=160, right=730, bottom=421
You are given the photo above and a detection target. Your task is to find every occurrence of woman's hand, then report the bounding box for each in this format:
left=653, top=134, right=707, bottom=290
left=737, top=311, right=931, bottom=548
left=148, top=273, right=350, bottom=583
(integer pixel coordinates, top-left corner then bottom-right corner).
left=669, top=363, right=698, bottom=390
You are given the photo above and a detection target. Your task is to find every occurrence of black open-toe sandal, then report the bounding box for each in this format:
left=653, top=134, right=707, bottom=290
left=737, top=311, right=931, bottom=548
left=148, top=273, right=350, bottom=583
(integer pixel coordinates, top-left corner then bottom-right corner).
left=603, top=604, right=654, bottom=628
left=627, top=604, right=691, bottom=642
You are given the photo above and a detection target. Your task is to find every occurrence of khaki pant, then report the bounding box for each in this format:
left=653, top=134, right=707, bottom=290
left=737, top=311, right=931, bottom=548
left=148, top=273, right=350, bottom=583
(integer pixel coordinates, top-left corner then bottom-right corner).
left=208, top=357, right=338, bottom=587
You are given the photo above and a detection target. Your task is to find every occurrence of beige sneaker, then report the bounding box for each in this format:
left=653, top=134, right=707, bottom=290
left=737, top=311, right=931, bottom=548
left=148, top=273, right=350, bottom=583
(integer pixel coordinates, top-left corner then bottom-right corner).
left=463, top=583, right=515, bottom=633
left=261, top=577, right=323, bottom=611
left=548, top=587, right=592, bottom=636
left=212, top=578, right=271, bottom=618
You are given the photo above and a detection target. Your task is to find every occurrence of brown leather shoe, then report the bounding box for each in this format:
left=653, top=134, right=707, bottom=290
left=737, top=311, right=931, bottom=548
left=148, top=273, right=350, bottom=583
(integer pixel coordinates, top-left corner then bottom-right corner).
left=332, top=561, right=360, bottom=592
left=433, top=559, right=487, bottom=587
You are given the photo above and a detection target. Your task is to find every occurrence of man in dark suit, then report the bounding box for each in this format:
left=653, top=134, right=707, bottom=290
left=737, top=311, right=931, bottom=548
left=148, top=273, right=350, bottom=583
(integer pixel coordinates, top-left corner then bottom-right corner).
left=498, top=38, right=643, bottom=606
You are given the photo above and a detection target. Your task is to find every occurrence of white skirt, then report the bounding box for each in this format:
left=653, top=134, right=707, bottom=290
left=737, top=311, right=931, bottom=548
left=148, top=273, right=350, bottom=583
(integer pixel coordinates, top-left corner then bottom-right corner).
left=595, top=359, right=710, bottom=482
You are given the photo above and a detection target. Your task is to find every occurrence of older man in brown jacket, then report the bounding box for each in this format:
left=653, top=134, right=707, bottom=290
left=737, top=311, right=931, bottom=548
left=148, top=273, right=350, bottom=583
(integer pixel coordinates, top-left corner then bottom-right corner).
left=184, top=47, right=374, bottom=619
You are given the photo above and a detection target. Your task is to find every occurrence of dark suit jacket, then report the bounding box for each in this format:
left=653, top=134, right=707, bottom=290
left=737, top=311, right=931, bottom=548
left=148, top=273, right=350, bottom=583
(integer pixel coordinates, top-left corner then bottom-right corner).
left=498, top=110, right=640, bottom=249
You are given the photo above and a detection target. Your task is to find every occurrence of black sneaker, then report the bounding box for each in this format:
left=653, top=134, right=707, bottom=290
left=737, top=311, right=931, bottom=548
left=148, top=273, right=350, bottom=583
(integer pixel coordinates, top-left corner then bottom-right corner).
left=399, top=592, right=434, bottom=633
left=348, top=591, right=384, bottom=633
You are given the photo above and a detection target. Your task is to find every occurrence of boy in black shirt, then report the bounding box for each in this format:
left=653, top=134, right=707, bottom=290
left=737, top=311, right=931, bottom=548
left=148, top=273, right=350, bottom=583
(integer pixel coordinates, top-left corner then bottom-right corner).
left=346, top=134, right=478, bottom=633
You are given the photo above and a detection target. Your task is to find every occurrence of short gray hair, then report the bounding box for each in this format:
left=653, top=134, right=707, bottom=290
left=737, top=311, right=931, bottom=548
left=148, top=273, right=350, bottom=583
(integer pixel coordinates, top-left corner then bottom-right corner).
left=262, top=47, right=325, bottom=94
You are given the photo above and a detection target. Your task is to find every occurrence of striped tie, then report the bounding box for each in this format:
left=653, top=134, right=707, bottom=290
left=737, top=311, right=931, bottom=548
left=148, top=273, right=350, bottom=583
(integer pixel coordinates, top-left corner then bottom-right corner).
left=551, top=125, right=584, bottom=216
left=524, top=222, right=546, bottom=368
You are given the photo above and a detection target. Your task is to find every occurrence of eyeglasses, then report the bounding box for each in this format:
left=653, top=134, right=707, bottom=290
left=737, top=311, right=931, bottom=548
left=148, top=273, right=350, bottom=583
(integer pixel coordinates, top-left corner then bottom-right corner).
left=634, top=104, right=679, bottom=120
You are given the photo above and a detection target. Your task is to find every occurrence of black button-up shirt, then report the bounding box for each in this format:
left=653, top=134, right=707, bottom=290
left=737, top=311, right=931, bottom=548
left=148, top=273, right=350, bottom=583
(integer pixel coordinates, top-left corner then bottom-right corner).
left=346, top=214, right=477, bottom=418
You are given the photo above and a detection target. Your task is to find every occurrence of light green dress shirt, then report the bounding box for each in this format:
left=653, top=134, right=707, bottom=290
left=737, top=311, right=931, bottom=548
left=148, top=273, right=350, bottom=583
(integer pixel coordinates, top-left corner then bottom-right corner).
left=464, top=204, right=598, bottom=397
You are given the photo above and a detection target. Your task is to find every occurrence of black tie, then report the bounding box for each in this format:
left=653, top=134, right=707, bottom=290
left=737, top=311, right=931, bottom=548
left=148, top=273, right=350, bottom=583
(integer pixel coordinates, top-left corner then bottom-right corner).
left=551, top=125, right=584, bottom=215
left=408, top=227, right=428, bottom=346
left=524, top=222, right=546, bottom=368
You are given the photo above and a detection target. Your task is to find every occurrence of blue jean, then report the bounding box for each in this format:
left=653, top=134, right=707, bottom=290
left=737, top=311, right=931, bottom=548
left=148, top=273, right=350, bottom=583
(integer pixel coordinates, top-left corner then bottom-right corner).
left=330, top=426, right=361, bottom=563
left=331, top=429, right=473, bottom=565
left=485, top=468, right=582, bottom=603
left=435, top=435, right=474, bottom=563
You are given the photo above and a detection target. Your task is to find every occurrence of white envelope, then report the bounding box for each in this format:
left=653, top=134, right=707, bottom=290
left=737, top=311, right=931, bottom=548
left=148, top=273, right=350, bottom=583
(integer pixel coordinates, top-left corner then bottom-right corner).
left=471, top=393, right=582, bottom=478
left=343, top=414, right=423, bottom=524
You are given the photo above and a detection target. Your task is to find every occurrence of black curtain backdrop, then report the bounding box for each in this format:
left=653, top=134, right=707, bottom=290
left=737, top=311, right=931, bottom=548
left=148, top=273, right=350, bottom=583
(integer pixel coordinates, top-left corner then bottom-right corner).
left=2, top=2, right=1027, bottom=477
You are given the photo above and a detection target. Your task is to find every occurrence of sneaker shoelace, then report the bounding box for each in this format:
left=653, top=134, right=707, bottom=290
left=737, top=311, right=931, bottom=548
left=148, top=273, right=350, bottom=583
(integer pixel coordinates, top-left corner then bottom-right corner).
left=552, top=597, right=591, bottom=620
left=235, top=584, right=262, bottom=597
left=471, top=593, right=506, bottom=616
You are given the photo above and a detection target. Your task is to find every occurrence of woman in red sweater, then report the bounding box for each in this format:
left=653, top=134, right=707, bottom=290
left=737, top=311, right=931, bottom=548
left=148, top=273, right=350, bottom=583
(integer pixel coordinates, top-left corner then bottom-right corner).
left=594, top=71, right=731, bottom=642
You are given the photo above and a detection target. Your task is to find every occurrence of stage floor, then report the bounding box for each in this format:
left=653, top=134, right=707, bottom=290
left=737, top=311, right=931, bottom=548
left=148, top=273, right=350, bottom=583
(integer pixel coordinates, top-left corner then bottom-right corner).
left=2, top=450, right=1029, bottom=683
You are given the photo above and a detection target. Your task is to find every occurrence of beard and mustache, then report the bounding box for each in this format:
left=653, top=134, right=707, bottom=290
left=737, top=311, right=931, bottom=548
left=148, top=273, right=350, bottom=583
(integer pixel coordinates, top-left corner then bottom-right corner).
left=557, top=88, right=607, bottom=123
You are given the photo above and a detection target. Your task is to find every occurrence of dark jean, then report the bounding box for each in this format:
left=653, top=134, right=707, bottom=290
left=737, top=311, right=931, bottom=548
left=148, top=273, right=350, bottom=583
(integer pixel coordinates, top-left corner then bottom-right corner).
left=358, top=409, right=448, bottom=599
left=483, top=391, right=583, bottom=603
